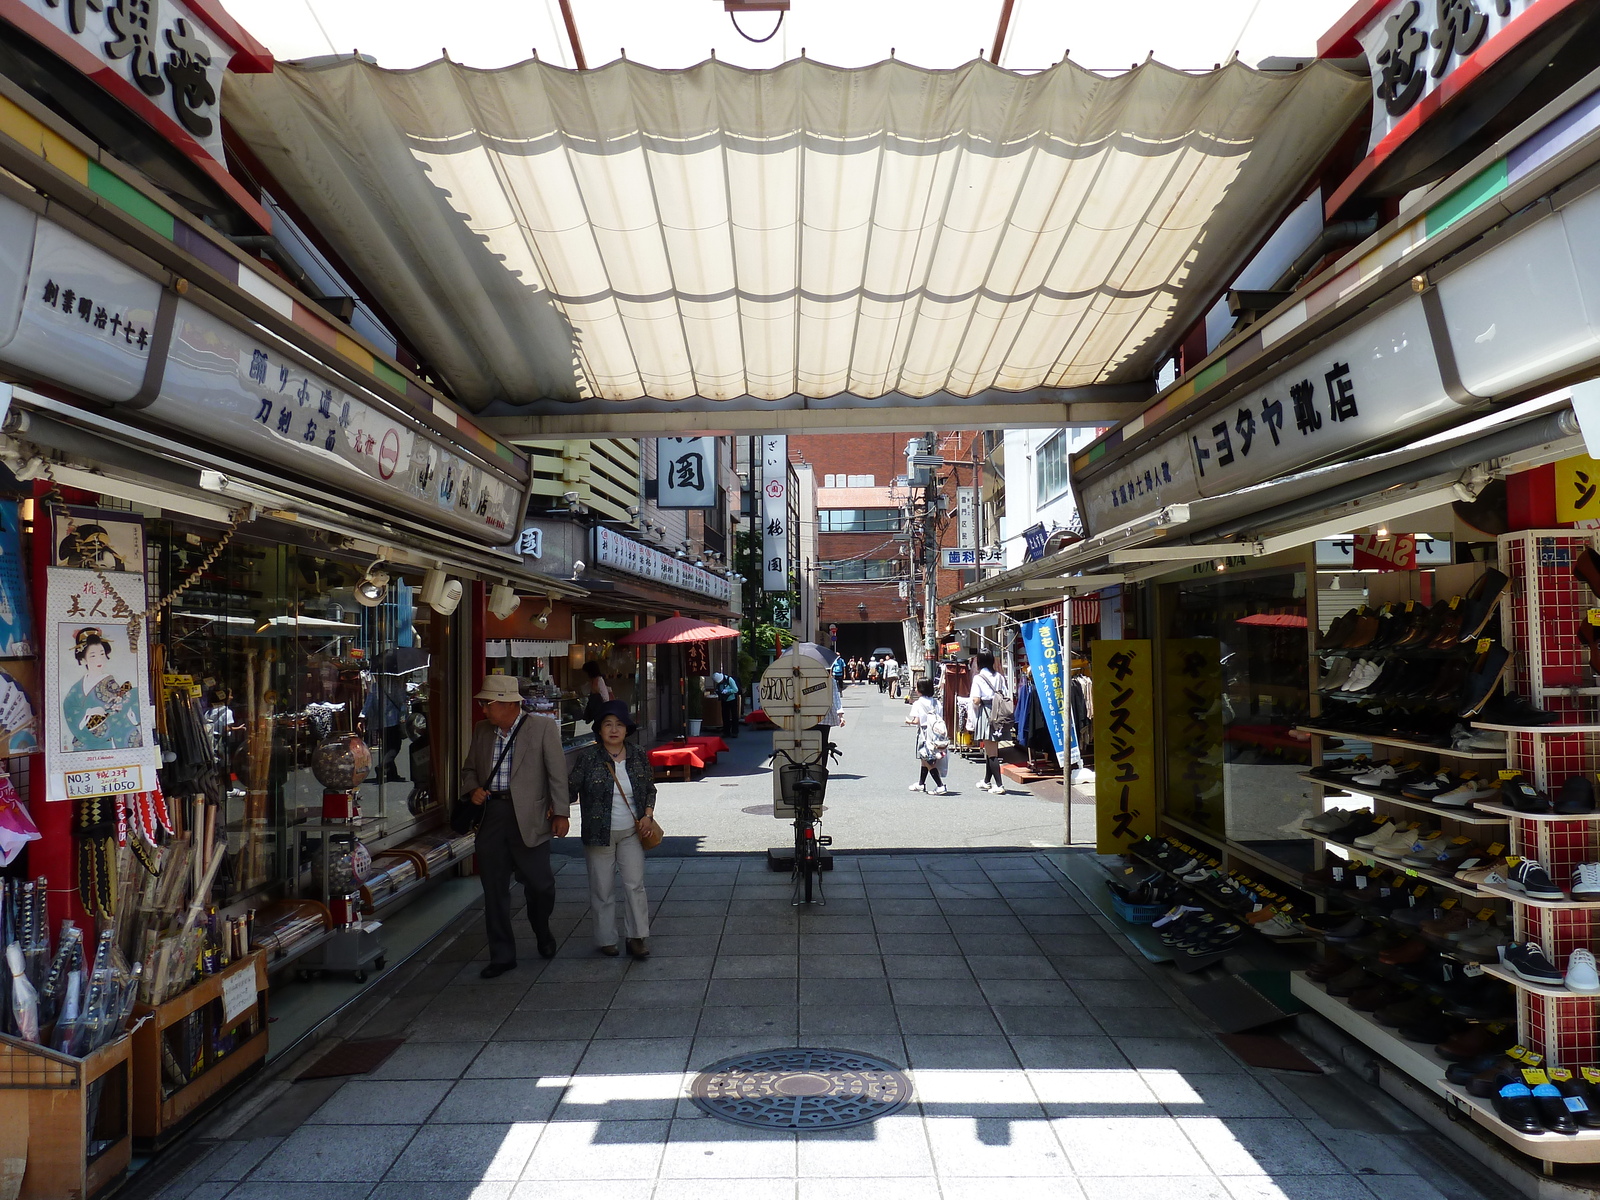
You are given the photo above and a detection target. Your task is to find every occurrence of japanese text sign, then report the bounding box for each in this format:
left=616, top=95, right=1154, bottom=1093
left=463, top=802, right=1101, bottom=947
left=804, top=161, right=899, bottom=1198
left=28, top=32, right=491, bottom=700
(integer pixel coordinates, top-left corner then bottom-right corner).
left=592, top=526, right=731, bottom=601
left=1556, top=454, right=1600, bottom=525
left=1020, top=616, right=1068, bottom=759
left=762, top=435, right=789, bottom=596
left=656, top=437, right=719, bottom=508
left=1162, top=638, right=1224, bottom=837
left=1092, top=640, right=1156, bottom=853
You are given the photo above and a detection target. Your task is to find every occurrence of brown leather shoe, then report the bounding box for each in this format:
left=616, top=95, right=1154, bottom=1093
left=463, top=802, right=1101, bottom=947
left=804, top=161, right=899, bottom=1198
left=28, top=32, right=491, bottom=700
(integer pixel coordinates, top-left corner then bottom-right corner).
left=597, top=944, right=620, bottom=957
left=626, top=937, right=650, bottom=960
left=1378, top=938, right=1428, bottom=965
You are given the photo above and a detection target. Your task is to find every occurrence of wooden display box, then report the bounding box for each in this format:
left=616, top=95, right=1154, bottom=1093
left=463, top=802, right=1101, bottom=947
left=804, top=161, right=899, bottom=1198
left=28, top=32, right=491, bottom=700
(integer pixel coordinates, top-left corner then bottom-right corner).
left=130, top=950, right=268, bottom=1147
left=0, top=1030, right=133, bottom=1200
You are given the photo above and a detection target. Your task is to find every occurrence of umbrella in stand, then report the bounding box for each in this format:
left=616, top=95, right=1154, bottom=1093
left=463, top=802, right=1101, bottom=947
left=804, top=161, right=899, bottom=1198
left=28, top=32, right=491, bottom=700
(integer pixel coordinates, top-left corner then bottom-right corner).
left=617, top=613, right=739, bottom=644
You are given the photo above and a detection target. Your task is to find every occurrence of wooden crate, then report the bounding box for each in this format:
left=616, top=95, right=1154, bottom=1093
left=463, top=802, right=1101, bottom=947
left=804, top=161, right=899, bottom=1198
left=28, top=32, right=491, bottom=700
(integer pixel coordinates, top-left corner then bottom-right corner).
left=130, top=950, right=268, bottom=1147
left=0, top=1030, right=133, bottom=1200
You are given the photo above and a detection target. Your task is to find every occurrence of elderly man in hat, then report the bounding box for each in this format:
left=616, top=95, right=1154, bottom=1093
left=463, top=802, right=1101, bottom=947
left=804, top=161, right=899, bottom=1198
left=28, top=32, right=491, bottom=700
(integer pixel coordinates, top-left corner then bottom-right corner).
left=459, top=675, right=570, bottom=977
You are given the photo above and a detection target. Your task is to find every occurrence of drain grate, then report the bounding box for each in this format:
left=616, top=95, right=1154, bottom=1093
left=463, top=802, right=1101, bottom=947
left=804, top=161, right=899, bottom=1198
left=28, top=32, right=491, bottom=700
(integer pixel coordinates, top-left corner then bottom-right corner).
left=690, top=1047, right=912, bottom=1130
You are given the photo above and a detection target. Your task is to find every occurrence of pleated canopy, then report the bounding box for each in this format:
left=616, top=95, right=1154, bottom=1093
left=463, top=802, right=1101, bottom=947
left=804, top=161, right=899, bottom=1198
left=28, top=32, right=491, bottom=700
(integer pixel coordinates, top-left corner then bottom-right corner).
left=225, top=55, right=1365, bottom=411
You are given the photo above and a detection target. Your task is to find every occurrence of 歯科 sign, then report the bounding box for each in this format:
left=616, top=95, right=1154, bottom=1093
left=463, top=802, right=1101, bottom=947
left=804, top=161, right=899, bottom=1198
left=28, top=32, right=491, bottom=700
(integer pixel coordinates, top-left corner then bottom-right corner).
left=1092, top=640, right=1155, bottom=853
left=656, top=437, right=719, bottom=508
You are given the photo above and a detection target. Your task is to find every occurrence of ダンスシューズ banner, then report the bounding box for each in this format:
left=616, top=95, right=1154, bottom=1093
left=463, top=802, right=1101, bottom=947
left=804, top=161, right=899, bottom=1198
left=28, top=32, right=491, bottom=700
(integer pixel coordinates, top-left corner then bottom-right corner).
left=1163, top=638, right=1224, bottom=837
left=1091, top=640, right=1155, bottom=854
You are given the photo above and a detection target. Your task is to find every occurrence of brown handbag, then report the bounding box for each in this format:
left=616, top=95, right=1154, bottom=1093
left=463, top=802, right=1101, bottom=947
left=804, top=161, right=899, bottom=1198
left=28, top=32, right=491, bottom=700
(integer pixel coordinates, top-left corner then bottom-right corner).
left=603, top=753, right=662, bottom=850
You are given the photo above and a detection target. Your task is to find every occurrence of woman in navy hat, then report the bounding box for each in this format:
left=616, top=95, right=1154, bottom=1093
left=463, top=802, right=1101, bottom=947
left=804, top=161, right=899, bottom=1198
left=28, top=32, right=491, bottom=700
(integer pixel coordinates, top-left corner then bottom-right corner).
left=569, top=700, right=657, bottom=958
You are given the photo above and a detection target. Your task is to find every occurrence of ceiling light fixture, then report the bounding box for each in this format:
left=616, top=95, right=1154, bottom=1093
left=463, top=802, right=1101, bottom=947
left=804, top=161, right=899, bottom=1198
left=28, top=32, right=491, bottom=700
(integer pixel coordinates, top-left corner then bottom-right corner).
left=354, top=561, right=390, bottom=607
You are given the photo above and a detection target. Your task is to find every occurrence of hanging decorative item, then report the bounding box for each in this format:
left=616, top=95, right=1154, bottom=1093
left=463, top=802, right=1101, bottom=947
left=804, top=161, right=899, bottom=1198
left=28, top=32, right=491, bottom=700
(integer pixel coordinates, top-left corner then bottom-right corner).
left=0, top=767, right=40, bottom=865
left=74, top=794, right=117, bottom=916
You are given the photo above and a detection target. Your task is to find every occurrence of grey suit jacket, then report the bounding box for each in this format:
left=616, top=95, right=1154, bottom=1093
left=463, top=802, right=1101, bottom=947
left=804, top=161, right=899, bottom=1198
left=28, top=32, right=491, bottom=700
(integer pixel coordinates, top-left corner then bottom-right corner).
left=459, top=714, right=570, bottom=847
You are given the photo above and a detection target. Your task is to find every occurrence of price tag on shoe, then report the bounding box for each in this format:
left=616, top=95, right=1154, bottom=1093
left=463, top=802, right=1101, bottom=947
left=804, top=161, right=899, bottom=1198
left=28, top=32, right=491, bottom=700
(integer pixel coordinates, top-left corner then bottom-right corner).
left=1476, top=907, right=1496, bottom=921
left=1522, top=1068, right=1551, bottom=1087
left=1449, top=596, right=1461, bottom=609
left=1486, top=843, right=1505, bottom=857
left=1551, top=1068, right=1574, bottom=1082
left=1588, top=609, right=1600, bottom=626
left=1463, top=963, right=1484, bottom=977
left=1477, top=637, right=1491, bottom=655
left=1582, top=1067, right=1600, bottom=1085
left=1405, top=600, right=1416, bottom=613
left=1507, top=1044, right=1533, bottom=1063
left=1498, top=770, right=1520, bottom=781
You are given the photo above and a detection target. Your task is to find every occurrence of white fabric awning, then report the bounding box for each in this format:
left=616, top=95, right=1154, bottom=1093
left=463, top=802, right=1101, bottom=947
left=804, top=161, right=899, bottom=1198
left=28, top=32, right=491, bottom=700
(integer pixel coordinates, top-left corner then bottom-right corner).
left=226, top=56, right=1365, bottom=412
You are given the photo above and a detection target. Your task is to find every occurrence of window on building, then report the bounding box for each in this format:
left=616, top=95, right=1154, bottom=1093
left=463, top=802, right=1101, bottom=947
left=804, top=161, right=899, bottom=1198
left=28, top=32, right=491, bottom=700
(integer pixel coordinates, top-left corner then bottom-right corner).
left=1036, top=433, right=1070, bottom=506
left=819, top=558, right=903, bottom=581
left=819, top=508, right=900, bottom=533
left=848, top=474, right=875, bottom=487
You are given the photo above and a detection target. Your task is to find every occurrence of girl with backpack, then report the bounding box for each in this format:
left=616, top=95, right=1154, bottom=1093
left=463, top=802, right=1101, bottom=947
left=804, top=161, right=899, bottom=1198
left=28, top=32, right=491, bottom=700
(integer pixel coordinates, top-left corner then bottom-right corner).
left=904, top=679, right=950, bottom=794
left=967, top=651, right=1011, bottom=794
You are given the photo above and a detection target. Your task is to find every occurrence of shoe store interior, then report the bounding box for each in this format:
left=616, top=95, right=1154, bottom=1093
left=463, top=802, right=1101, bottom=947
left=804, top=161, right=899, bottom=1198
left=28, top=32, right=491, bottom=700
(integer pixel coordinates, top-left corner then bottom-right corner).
left=1091, top=501, right=1600, bottom=1179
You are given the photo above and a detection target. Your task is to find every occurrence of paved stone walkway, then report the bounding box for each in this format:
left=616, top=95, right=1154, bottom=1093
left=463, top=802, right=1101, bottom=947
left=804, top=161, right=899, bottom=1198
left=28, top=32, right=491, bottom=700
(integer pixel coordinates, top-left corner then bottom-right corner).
left=150, top=852, right=1486, bottom=1200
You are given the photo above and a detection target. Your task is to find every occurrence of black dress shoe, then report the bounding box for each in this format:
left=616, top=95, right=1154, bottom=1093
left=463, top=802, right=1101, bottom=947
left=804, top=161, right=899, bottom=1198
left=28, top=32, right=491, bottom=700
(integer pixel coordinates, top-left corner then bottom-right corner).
left=1492, top=1083, right=1546, bottom=1134
left=597, top=944, right=620, bottom=957
left=480, top=962, right=516, bottom=979
left=1556, top=775, right=1597, bottom=814
left=1457, top=644, right=1510, bottom=718
left=1532, top=1083, right=1581, bottom=1134
left=1456, top=568, right=1511, bottom=643
left=536, top=930, right=559, bottom=959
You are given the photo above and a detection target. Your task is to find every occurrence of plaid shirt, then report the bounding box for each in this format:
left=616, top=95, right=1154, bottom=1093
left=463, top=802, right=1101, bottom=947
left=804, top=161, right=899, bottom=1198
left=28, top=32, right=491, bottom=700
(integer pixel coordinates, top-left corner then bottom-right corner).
left=490, top=724, right=515, bottom=791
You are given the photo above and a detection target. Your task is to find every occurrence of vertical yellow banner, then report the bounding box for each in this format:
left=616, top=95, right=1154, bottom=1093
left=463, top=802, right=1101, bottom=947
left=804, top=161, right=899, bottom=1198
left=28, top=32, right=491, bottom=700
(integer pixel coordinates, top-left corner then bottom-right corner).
left=1091, top=640, right=1156, bottom=854
left=1555, top=454, right=1600, bottom=523
left=1163, top=638, right=1225, bottom=837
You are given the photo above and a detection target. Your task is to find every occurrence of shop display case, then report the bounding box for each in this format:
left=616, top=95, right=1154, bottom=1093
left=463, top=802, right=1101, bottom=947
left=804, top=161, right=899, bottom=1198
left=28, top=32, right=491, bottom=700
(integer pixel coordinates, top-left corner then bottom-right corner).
left=0, top=1031, right=132, bottom=1200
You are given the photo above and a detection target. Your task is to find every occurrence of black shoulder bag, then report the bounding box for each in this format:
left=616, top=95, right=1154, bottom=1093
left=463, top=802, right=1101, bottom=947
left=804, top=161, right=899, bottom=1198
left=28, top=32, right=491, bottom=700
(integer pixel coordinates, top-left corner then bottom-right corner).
left=452, top=717, right=523, bottom=833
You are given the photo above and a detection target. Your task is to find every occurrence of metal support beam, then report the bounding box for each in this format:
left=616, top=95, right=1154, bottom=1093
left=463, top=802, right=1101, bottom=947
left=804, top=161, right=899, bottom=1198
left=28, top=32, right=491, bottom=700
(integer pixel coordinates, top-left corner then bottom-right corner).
left=1107, top=542, right=1264, bottom=564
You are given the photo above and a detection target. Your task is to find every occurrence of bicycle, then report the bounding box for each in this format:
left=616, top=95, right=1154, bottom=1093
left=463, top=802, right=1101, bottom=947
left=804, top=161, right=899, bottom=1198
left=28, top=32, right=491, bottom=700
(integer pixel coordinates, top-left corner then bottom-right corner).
left=772, top=745, right=833, bottom=904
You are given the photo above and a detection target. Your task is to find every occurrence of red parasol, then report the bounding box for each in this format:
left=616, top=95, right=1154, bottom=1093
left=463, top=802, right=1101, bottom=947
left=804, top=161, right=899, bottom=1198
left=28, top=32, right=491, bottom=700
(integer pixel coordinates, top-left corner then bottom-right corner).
left=617, top=613, right=739, bottom=645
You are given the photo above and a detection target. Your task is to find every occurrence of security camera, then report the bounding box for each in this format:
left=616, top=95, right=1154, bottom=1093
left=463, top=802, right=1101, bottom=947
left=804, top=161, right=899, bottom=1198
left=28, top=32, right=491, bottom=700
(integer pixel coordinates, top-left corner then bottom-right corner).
left=626, top=505, right=640, bottom=516
left=563, top=490, right=580, bottom=503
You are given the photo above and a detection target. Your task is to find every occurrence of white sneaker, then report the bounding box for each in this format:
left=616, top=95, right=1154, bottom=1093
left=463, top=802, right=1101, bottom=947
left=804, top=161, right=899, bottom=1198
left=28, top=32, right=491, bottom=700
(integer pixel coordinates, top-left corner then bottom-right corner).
left=976, top=781, right=995, bottom=793
left=908, top=783, right=924, bottom=792
left=1574, top=862, right=1600, bottom=900
left=931, top=786, right=949, bottom=795
left=1352, top=763, right=1399, bottom=788
left=991, top=784, right=1009, bottom=795
left=1568, top=948, right=1600, bottom=993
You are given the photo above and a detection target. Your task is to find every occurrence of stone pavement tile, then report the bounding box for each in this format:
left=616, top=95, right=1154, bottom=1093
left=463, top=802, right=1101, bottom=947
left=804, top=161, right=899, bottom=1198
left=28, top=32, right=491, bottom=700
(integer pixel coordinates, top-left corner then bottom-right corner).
left=798, top=1005, right=901, bottom=1038
left=1144, top=1072, right=1292, bottom=1119
left=383, top=1123, right=540, bottom=1181
left=954, top=932, right=1041, bottom=956
left=734, top=884, right=800, bottom=899
left=966, top=955, right=1062, bottom=979
left=1070, top=980, right=1174, bottom=1008
left=945, top=915, right=1027, bottom=935
left=193, top=1137, right=283, bottom=1181
left=1306, top=1126, right=1434, bottom=1176
left=929, top=882, right=1002, bottom=900
left=521, top=1119, right=669, bottom=1180
left=979, top=979, right=1078, bottom=1007
left=992, top=1005, right=1106, bottom=1037
left=445, top=962, right=543, bottom=990
left=890, top=977, right=987, bottom=1006
left=799, top=954, right=885, bottom=979
left=1054, top=955, right=1147, bottom=981
left=1007, top=897, right=1087, bottom=915
left=1089, top=1008, right=1204, bottom=1038
left=305, top=1080, right=451, bottom=1125
left=872, top=915, right=951, bottom=934
left=725, top=915, right=801, bottom=935
left=654, top=900, right=729, bottom=918
left=799, top=933, right=881, bottom=955
left=1032, top=934, right=1122, bottom=957
left=520, top=982, right=620, bottom=1011
left=553, top=1066, right=689, bottom=1121
left=984, top=865, right=1055, bottom=881
left=647, top=935, right=723, bottom=957
left=619, top=955, right=715, bottom=981
left=936, top=899, right=1013, bottom=916
left=1009, top=1036, right=1131, bottom=1070
left=467, top=1040, right=589, bottom=1079
left=595, top=1007, right=702, bottom=1040
left=877, top=933, right=962, bottom=956
left=252, top=1124, right=418, bottom=1182
left=1019, top=915, right=1105, bottom=935
left=1176, top=1118, right=1348, bottom=1176
left=370, top=1184, right=514, bottom=1200
left=1055, top=1115, right=1212, bottom=1177
left=577, top=1038, right=694, bottom=1075
left=799, top=976, right=889, bottom=1006
left=1027, top=1068, right=1162, bottom=1117
left=612, top=978, right=709, bottom=1007
left=507, top=1182, right=651, bottom=1200
left=667, top=886, right=736, bottom=902
left=870, top=898, right=944, bottom=915
left=720, top=934, right=800, bottom=955
left=696, top=1005, right=798, bottom=1038
left=658, top=1118, right=797, bottom=1179
left=712, top=955, right=798, bottom=978
left=537, top=958, right=633, bottom=983
left=794, top=1112, right=934, bottom=1177
left=801, top=897, right=872, bottom=914
left=896, top=1006, right=1003, bottom=1036
left=796, top=914, right=875, bottom=934
left=495, top=1010, right=604, bottom=1041
left=1356, top=1176, right=1455, bottom=1200
left=225, top=1186, right=375, bottom=1200
left=707, top=978, right=797, bottom=1006
left=664, top=1183, right=800, bottom=1200
left=799, top=1180, right=936, bottom=1200
left=408, top=1011, right=508, bottom=1043
left=1116, top=1039, right=1243, bottom=1074
left=923, top=1114, right=1070, bottom=1177
left=913, top=1066, right=1043, bottom=1114
left=883, top=954, right=971, bottom=978
left=430, top=1077, right=565, bottom=1123
left=1223, top=1178, right=1383, bottom=1200
left=690, top=1033, right=805, bottom=1068
left=1079, top=1179, right=1230, bottom=1200
left=902, top=1035, right=1020, bottom=1069
left=370, top=1042, right=484, bottom=1081
left=649, top=916, right=726, bottom=937
left=942, top=1182, right=1084, bottom=1200
left=817, top=882, right=868, bottom=898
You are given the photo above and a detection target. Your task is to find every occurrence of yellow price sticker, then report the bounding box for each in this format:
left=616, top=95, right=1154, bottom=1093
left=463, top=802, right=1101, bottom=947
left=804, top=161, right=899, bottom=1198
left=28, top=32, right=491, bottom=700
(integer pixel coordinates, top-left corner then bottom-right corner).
left=1405, top=600, right=1416, bottom=613
left=1522, top=1068, right=1550, bottom=1087
left=1449, top=595, right=1461, bottom=609
left=1476, top=908, right=1496, bottom=922
left=1477, top=637, right=1491, bottom=655
left=1487, top=843, right=1505, bottom=857
left=1589, top=609, right=1600, bottom=626
left=1552, top=1068, right=1574, bottom=1082
left=1583, top=1067, right=1600, bottom=1085
left=1508, top=1044, right=1532, bottom=1063
left=1413, top=885, right=1429, bottom=898
left=1440, top=898, right=1458, bottom=910
left=1498, top=770, right=1520, bottom=781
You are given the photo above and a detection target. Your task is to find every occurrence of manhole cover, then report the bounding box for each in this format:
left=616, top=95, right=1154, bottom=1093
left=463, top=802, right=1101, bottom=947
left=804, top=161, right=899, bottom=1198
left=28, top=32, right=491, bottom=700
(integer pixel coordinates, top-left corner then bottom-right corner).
left=689, top=1047, right=912, bottom=1130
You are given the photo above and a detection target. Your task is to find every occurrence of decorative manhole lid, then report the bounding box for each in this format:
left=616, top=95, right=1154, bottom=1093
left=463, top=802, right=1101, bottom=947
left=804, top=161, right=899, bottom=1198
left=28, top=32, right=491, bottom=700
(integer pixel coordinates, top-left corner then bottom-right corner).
left=689, top=1047, right=912, bottom=1130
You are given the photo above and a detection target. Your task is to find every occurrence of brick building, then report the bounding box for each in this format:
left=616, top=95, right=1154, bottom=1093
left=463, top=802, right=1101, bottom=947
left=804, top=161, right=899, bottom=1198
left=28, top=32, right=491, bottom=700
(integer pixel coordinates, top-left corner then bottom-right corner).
left=791, top=430, right=988, bottom=663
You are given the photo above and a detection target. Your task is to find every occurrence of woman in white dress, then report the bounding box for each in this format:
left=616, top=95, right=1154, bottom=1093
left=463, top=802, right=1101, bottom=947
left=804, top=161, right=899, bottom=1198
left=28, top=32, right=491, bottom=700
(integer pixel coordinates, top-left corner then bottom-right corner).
left=967, top=652, right=1010, bottom=794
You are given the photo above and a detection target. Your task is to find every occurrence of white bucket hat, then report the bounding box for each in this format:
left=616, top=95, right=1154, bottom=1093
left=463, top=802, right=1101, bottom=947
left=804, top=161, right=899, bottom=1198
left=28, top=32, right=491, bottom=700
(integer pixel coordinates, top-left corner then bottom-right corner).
left=474, top=675, right=524, bottom=704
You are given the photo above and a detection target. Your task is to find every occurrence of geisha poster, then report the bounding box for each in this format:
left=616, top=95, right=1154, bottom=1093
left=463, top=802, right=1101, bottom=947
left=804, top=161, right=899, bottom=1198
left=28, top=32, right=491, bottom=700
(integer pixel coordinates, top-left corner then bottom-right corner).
left=43, top=568, right=159, bottom=801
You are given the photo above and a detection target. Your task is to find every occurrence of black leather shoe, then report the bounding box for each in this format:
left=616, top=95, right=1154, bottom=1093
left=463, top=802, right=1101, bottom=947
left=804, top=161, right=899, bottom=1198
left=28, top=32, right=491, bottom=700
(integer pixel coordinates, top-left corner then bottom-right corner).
left=1456, top=568, right=1511, bottom=643
left=536, top=930, right=559, bottom=959
left=1532, top=1083, right=1581, bottom=1134
left=1491, top=1083, right=1546, bottom=1134
left=1457, top=644, right=1510, bottom=718
left=1556, top=775, right=1597, bottom=814
left=480, top=962, right=516, bottom=979
left=597, top=944, right=619, bottom=957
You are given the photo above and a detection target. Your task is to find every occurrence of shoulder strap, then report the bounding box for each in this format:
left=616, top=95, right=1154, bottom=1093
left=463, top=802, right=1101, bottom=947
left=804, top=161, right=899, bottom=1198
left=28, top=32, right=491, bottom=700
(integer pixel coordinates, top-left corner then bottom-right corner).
left=601, top=752, right=637, bottom=819
left=488, top=715, right=524, bottom=780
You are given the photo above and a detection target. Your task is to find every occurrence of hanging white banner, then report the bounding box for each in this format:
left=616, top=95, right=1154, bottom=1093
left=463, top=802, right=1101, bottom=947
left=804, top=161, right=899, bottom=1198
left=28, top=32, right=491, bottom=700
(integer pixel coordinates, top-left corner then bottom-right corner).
left=762, top=435, right=789, bottom=598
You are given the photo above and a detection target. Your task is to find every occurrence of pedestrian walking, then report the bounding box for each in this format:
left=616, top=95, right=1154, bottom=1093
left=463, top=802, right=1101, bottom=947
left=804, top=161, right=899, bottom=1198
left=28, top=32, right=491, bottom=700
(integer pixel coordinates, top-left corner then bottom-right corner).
left=967, top=651, right=1012, bottom=794
left=456, top=675, right=570, bottom=977
left=885, top=657, right=901, bottom=697
left=581, top=660, right=611, bottom=730
left=867, top=658, right=880, bottom=690
left=570, top=700, right=659, bottom=959
left=904, top=678, right=949, bottom=793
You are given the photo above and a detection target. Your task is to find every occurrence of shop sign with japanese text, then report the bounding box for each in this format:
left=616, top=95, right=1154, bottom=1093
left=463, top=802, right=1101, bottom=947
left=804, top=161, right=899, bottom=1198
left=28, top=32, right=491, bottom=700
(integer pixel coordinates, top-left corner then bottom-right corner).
left=43, top=565, right=159, bottom=801
left=1078, top=295, right=1450, bottom=535
left=592, top=525, right=731, bottom=602
left=656, top=437, right=719, bottom=509
left=1356, top=0, right=1539, bottom=155
left=941, top=546, right=1005, bottom=569
left=956, top=486, right=977, bottom=549
left=11, top=0, right=231, bottom=164
left=1163, top=638, right=1224, bottom=837
left=1020, top=616, right=1068, bottom=759
left=1092, top=640, right=1156, bottom=853
left=1556, top=454, right=1600, bottom=525
left=762, top=435, right=789, bottom=595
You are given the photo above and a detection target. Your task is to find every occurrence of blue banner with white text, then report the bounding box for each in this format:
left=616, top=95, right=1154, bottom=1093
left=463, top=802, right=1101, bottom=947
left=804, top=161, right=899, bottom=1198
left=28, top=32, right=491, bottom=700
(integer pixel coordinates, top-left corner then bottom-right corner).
left=1020, top=616, right=1068, bottom=759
